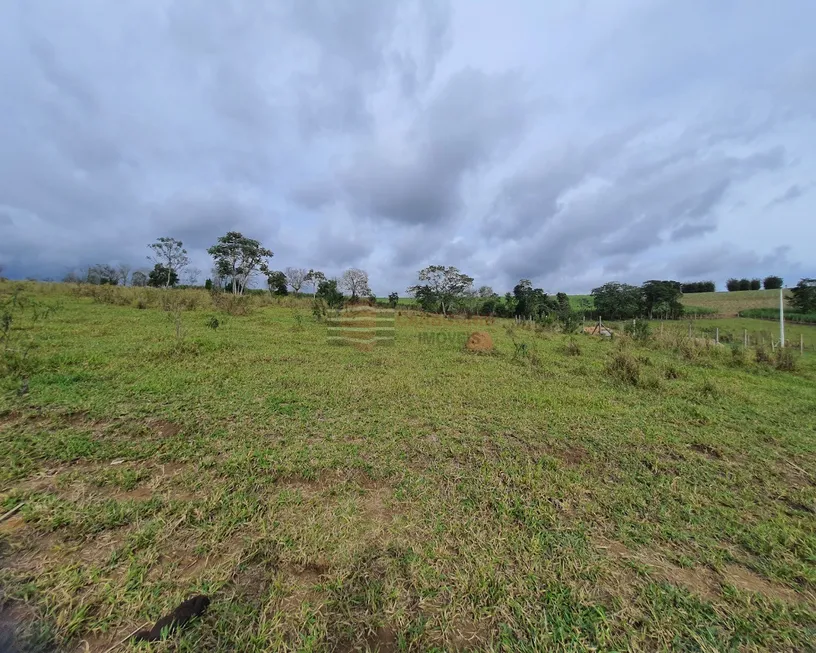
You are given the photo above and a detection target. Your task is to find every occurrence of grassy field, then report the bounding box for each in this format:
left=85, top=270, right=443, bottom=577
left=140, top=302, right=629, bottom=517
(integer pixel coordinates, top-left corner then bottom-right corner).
left=602, top=317, right=816, bottom=352
left=678, top=290, right=793, bottom=316
left=1, top=282, right=815, bottom=652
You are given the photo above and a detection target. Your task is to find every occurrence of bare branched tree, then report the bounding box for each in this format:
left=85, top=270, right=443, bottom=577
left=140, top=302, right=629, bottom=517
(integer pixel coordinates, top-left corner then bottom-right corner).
left=183, top=266, right=202, bottom=286
left=284, top=267, right=308, bottom=294
left=340, top=268, right=370, bottom=300
left=131, top=270, right=148, bottom=287
left=117, top=263, right=132, bottom=286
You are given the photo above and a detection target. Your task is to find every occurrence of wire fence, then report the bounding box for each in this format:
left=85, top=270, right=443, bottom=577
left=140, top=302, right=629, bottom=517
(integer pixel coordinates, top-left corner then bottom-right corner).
left=601, top=318, right=816, bottom=354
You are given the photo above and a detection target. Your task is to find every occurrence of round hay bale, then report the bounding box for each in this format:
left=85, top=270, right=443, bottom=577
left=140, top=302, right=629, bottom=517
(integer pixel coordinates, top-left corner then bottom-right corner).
left=465, top=331, right=493, bottom=352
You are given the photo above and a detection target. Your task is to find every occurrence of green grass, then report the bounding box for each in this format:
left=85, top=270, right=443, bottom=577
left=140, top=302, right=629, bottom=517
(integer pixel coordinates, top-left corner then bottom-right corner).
left=739, top=308, right=816, bottom=324
left=1, top=282, right=815, bottom=652
left=679, top=289, right=793, bottom=315
left=568, top=294, right=594, bottom=310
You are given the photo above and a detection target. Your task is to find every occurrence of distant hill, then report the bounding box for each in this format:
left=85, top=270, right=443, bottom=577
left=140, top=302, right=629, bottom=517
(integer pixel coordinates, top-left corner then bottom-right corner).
left=679, top=289, right=791, bottom=316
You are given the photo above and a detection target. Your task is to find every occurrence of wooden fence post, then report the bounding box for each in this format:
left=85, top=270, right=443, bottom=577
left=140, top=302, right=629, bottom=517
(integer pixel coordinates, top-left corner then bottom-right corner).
left=715, top=327, right=719, bottom=345
left=801, top=333, right=805, bottom=355
left=743, top=329, right=747, bottom=348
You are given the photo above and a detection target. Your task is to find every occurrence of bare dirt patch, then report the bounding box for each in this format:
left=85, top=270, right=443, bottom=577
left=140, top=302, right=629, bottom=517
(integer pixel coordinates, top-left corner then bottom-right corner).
left=279, top=562, right=328, bottom=613
left=552, top=443, right=588, bottom=467
left=595, top=538, right=719, bottom=601
left=110, top=485, right=153, bottom=502
left=596, top=539, right=810, bottom=604
left=0, top=410, right=22, bottom=428
left=448, top=617, right=492, bottom=651
left=721, top=565, right=802, bottom=603
left=359, top=487, right=396, bottom=525
left=151, top=419, right=182, bottom=438
left=690, top=443, right=722, bottom=460
left=361, top=626, right=398, bottom=653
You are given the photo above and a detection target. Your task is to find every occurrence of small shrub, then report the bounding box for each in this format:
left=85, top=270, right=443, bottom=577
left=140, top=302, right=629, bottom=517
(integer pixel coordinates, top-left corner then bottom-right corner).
left=606, top=352, right=641, bottom=386
left=513, top=342, right=529, bottom=360
left=292, top=309, right=304, bottom=331
left=730, top=345, right=746, bottom=366
left=624, top=319, right=651, bottom=341
left=664, top=365, right=682, bottom=380
left=700, top=379, right=719, bottom=398
left=565, top=339, right=581, bottom=356
left=775, top=348, right=796, bottom=371
left=637, top=355, right=652, bottom=366
left=1, top=288, right=59, bottom=393
left=559, top=312, right=581, bottom=334
left=211, top=293, right=252, bottom=316
left=205, top=317, right=219, bottom=330
left=755, top=344, right=771, bottom=363
left=312, top=298, right=327, bottom=322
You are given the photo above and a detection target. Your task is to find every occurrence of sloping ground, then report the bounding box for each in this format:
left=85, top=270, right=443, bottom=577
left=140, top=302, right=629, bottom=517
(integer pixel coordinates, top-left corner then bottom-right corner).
left=680, top=289, right=793, bottom=316
left=1, top=288, right=815, bottom=652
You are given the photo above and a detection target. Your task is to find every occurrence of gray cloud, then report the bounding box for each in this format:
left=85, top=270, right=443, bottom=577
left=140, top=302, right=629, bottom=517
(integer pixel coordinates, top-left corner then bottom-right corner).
left=766, top=184, right=805, bottom=208
left=331, top=68, right=531, bottom=225
left=0, top=0, right=813, bottom=293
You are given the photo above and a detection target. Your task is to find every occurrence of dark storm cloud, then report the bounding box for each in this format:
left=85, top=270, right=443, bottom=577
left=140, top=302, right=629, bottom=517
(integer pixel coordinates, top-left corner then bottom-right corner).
left=674, top=245, right=795, bottom=280
left=332, top=68, right=530, bottom=225
left=0, top=0, right=812, bottom=292
left=487, top=134, right=788, bottom=287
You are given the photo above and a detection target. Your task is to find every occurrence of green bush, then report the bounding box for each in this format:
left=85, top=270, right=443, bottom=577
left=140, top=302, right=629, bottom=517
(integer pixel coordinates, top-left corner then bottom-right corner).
left=1, top=287, right=59, bottom=393
left=624, top=319, right=651, bottom=341
left=775, top=348, right=796, bottom=371
left=605, top=352, right=641, bottom=386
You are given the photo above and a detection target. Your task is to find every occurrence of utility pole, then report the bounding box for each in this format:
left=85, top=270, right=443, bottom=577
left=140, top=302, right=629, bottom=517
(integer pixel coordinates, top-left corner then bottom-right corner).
left=780, top=287, right=785, bottom=348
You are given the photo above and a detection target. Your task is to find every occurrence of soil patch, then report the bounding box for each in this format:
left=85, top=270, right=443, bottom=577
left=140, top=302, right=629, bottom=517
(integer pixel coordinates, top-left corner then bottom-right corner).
left=359, top=487, right=395, bottom=525
left=151, top=420, right=182, bottom=438
left=465, top=332, right=493, bottom=352
left=361, top=626, right=398, bottom=653
left=448, top=617, right=492, bottom=651
left=690, top=443, right=722, bottom=460
left=555, top=443, right=588, bottom=466
left=722, top=564, right=801, bottom=603
left=595, top=538, right=719, bottom=601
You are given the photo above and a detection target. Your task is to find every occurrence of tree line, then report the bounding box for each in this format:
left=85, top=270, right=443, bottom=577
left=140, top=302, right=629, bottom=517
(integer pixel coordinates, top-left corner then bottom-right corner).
left=726, top=276, right=783, bottom=292
left=55, top=231, right=808, bottom=319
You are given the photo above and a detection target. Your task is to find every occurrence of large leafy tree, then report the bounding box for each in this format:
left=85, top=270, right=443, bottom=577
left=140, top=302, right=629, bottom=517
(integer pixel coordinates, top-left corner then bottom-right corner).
left=790, top=278, right=816, bottom=313
left=408, top=265, right=473, bottom=316
left=316, top=279, right=344, bottom=308
left=147, top=264, right=178, bottom=287
left=305, top=269, right=326, bottom=296
left=207, top=232, right=273, bottom=295
left=763, top=276, right=783, bottom=290
left=267, top=270, right=288, bottom=296
left=147, top=237, right=188, bottom=288
left=641, top=280, right=683, bottom=319
left=591, top=282, right=643, bottom=320
left=512, top=279, right=554, bottom=319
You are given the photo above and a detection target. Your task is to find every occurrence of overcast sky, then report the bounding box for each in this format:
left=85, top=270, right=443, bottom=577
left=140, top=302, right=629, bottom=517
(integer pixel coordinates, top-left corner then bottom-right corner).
left=1, top=0, right=813, bottom=294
